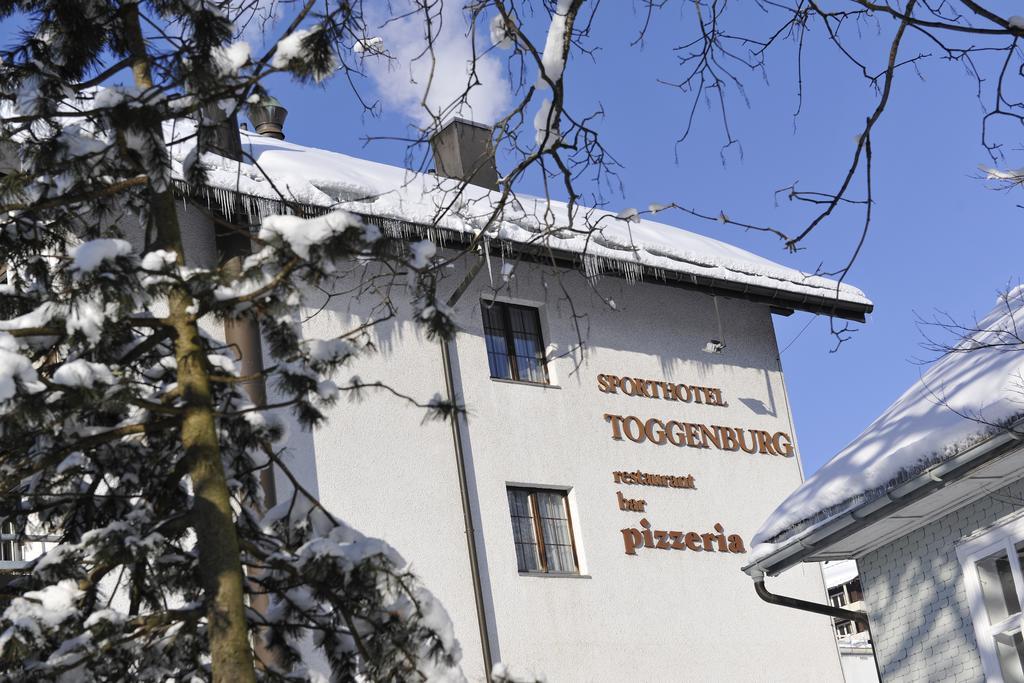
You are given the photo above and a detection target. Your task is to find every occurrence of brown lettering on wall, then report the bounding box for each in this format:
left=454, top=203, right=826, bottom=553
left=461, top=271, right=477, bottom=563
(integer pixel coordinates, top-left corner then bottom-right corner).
left=620, top=519, right=747, bottom=556
left=597, top=373, right=729, bottom=408
left=603, top=412, right=794, bottom=458
left=612, top=471, right=696, bottom=490
left=616, top=491, right=647, bottom=512
left=599, top=374, right=793, bottom=458
left=602, top=373, right=764, bottom=561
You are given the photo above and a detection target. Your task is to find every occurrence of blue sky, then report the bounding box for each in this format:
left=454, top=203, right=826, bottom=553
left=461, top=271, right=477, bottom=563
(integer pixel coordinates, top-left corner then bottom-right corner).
left=258, top=3, right=1023, bottom=475
left=6, top=2, right=1021, bottom=475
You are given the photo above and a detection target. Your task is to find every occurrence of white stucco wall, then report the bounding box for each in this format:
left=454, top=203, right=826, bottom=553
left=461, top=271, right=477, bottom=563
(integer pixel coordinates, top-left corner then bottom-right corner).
left=840, top=648, right=880, bottom=683
left=297, top=253, right=845, bottom=682
left=108, top=204, right=844, bottom=680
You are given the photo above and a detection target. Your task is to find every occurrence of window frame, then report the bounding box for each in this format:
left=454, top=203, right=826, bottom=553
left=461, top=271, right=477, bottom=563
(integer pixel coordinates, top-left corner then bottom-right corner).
left=957, top=512, right=1024, bottom=683
left=0, top=521, right=25, bottom=569
left=506, top=486, right=579, bottom=575
left=480, top=300, right=550, bottom=385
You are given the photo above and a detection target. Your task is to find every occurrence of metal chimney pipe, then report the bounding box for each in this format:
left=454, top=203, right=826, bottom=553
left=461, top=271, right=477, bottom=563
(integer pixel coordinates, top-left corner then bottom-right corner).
left=429, top=118, right=499, bottom=191
left=247, top=94, right=288, bottom=139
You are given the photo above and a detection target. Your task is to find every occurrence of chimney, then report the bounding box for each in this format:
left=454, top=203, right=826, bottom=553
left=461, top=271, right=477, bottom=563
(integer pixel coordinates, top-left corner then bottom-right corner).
left=247, top=94, right=288, bottom=139
left=429, top=118, right=499, bottom=191
left=207, top=112, right=243, bottom=162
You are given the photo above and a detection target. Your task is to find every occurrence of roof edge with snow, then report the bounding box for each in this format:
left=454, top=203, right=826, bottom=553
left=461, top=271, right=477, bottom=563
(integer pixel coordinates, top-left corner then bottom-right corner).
left=743, top=414, right=1024, bottom=577
left=174, top=178, right=874, bottom=322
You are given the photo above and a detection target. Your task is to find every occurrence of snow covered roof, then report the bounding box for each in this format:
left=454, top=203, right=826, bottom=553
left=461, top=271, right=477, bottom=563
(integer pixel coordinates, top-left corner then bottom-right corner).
left=822, top=559, right=859, bottom=588
left=169, top=122, right=872, bottom=319
left=749, top=287, right=1024, bottom=570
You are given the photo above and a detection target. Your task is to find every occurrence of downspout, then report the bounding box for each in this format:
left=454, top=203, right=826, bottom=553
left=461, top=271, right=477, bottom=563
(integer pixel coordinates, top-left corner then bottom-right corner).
left=429, top=119, right=498, bottom=679
left=752, top=572, right=867, bottom=624
left=208, top=112, right=278, bottom=506
left=439, top=256, right=493, bottom=680
left=209, top=110, right=279, bottom=669
left=752, top=572, right=883, bottom=681
left=222, top=251, right=280, bottom=671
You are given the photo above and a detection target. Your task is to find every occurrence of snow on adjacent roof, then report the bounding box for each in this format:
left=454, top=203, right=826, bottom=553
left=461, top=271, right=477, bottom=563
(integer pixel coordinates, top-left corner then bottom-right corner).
left=751, top=287, right=1024, bottom=563
left=822, top=559, right=859, bottom=588
left=166, top=121, right=870, bottom=310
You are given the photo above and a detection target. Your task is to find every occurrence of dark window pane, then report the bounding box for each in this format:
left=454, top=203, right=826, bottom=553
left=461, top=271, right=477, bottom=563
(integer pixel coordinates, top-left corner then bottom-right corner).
left=481, top=301, right=548, bottom=383
left=507, top=487, right=578, bottom=575
left=536, top=491, right=577, bottom=574
left=481, top=303, right=513, bottom=380
left=507, top=489, right=540, bottom=572
left=0, top=521, right=21, bottom=563
left=978, top=549, right=1021, bottom=625
left=994, top=630, right=1024, bottom=683
left=484, top=332, right=511, bottom=379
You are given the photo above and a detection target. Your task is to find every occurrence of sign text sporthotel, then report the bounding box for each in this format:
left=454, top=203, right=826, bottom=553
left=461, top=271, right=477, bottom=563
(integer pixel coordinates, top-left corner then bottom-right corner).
left=597, top=373, right=794, bottom=457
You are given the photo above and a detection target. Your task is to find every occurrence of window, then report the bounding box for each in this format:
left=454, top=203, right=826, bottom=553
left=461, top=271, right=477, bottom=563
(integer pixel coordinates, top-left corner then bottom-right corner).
left=958, top=514, right=1024, bottom=683
left=0, top=522, right=22, bottom=565
left=506, top=487, right=578, bottom=574
left=481, top=301, right=548, bottom=384
left=847, top=577, right=864, bottom=604
left=828, top=587, right=847, bottom=608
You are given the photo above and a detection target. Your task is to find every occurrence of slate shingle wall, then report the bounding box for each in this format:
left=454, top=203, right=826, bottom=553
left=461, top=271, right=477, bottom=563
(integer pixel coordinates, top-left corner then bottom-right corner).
left=858, top=478, right=1024, bottom=682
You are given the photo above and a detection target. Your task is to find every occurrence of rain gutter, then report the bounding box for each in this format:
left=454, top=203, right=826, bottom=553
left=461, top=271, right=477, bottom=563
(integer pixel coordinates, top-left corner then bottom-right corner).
left=744, top=417, right=1024, bottom=578
left=172, top=181, right=873, bottom=323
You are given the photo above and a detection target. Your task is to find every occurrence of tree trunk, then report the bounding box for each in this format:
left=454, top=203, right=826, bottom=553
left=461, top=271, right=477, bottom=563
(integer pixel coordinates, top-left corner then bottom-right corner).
left=122, top=6, right=257, bottom=682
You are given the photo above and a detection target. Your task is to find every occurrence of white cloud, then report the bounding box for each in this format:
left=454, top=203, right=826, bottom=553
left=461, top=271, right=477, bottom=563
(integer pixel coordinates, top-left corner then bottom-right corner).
left=231, top=0, right=285, bottom=45
left=362, top=1, right=512, bottom=126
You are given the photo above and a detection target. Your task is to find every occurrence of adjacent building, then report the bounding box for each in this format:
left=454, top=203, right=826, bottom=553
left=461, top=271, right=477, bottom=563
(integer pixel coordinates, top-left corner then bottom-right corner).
left=747, top=287, right=1024, bottom=683
left=824, top=560, right=879, bottom=683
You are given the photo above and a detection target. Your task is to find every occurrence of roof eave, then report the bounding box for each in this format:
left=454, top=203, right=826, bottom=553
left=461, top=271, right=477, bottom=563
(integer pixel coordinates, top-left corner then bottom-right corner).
left=173, top=180, right=873, bottom=321
left=743, top=419, right=1024, bottom=578
left=432, top=223, right=873, bottom=322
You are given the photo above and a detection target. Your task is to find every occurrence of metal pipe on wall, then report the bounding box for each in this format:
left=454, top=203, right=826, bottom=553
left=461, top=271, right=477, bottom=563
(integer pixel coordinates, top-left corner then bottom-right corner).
left=207, top=110, right=279, bottom=668
left=753, top=575, right=883, bottom=681
left=439, top=256, right=494, bottom=680
left=440, top=336, right=494, bottom=679
left=753, top=576, right=868, bottom=625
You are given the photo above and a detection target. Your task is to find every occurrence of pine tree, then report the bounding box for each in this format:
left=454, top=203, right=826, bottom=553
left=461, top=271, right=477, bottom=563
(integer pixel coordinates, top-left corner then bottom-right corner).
left=0, top=1, right=464, bottom=680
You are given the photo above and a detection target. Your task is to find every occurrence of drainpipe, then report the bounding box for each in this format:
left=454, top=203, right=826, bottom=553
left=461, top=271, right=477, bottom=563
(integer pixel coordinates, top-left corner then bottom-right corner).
left=429, top=117, right=498, bottom=679
left=752, top=572, right=882, bottom=681
left=208, top=110, right=277, bottom=508
left=439, top=255, right=492, bottom=680
left=752, top=572, right=868, bottom=625
left=210, top=109, right=279, bottom=669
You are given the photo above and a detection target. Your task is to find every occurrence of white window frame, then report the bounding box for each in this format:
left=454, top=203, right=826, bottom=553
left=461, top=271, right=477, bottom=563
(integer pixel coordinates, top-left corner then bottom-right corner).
left=957, top=513, right=1024, bottom=682
left=0, top=521, right=25, bottom=569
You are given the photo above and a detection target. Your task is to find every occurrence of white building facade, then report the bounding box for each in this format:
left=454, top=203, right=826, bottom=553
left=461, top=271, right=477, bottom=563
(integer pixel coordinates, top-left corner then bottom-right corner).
left=3, top=117, right=874, bottom=682
left=216, top=119, right=872, bottom=681
left=823, top=561, right=879, bottom=683
left=299, top=252, right=852, bottom=681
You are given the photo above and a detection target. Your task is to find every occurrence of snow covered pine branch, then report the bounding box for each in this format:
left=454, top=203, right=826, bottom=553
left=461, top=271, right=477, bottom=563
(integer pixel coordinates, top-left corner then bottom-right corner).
left=0, top=1, right=467, bottom=680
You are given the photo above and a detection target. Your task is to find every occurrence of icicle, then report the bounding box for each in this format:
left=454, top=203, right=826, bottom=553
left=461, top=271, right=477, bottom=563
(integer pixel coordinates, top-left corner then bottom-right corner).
left=484, top=238, right=493, bottom=287
left=713, top=295, right=725, bottom=348
left=582, top=254, right=604, bottom=279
